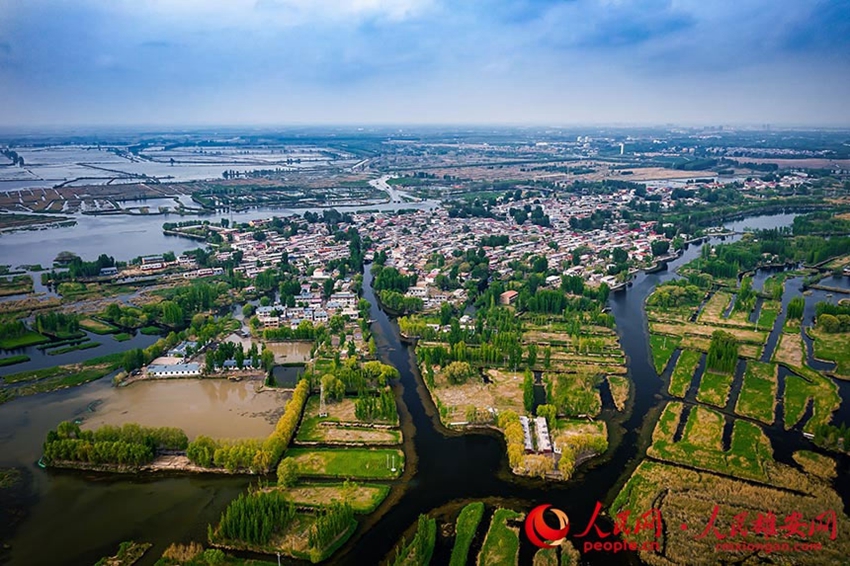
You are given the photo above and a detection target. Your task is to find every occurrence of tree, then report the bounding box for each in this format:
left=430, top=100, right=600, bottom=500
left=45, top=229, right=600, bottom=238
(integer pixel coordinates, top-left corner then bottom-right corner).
left=322, top=277, right=335, bottom=299
left=651, top=240, right=670, bottom=257
left=277, top=457, right=299, bottom=487
left=160, top=301, right=184, bottom=327
left=612, top=247, right=628, bottom=264
left=522, top=369, right=535, bottom=413
left=536, top=404, right=557, bottom=429
left=526, top=343, right=538, bottom=368
left=787, top=297, right=805, bottom=320
left=105, top=302, right=122, bottom=321
left=443, top=361, right=475, bottom=385
left=558, top=445, right=576, bottom=479
left=440, top=302, right=454, bottom=326
left=321, top=373, right=345, bottom=401
left=261, top=348, right=275, bottom=373
left=818, top=313, right=840, bottom=333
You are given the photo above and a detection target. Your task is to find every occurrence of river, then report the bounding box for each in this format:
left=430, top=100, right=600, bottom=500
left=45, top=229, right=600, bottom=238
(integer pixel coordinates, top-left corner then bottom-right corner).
left=1, top=210, right=845, bottom=566
left=0, top=200, right=438, bottom=268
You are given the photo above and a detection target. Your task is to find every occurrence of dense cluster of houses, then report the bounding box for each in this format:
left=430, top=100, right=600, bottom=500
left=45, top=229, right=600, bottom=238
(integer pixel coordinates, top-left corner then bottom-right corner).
left=354, top=190, right=671, bottom=299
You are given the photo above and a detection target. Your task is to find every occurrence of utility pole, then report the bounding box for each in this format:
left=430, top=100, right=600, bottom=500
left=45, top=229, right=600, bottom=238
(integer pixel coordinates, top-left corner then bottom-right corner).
left=319, top=380, right=328, bottom=417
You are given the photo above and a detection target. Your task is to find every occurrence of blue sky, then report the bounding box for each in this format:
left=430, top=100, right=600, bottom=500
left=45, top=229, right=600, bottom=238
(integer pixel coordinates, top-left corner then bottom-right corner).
left=1, top=0, right=848, bottom=126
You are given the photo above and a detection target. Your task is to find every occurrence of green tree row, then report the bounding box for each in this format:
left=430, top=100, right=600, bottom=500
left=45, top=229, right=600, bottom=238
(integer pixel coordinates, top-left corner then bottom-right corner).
left=353, top=387, right=397, bottom=422
left=308, top=502, right=355, bottom=556
left=214, top=490, right=296, bottom=546
left=706, top=330, right=739, bottom=373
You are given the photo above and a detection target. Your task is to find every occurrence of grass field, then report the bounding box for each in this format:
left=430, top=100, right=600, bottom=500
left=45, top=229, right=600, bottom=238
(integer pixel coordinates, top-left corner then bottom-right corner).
left=792, top=450, right=836, bottom=479
left=606, top=375, right=629, bottom=411
left=0, top=354, right=30, bottom=367
left=0, top=331, right=49, bottom=350
left=46, top=341, right=101, bottom=355
left=735, top=361, right=777, bottom=423
left=649, top=334, right=681, bottom=374
left=783, top=373, right=840, bottom=433
left=0, top=275, right=33, bottom=296
left=668, top=350, right=701, bottom=398
left=809, top=327, right=850, bottom=379
left=773, top=332, right=805, bottom=367
left=610, top=457, right=850, bottom=565
left=696, top=369, right=734, bottom=408
left=478, top=508, right=523, bottom=566
left=284, top=448, right=404, bottom=479
left=756, top=300, right=781, bottom=330
left=649, top=403, right=773, bottom=482
left=79, top=317, right=119, bottom=335
left=449, top=502, right=485, bottom=566
left=113, top=333, right=132, bottom=342
left=278, top=482, right=390, bottom=513
left=532, top=548, right=557, bottom=566
left=1, top=355, right=123, bottom=403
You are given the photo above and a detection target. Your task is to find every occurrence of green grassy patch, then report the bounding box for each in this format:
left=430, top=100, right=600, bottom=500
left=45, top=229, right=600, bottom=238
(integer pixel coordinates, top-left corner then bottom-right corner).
left=756, top=300, right=781, bottom=331
left=649, top=403, right=773, bottom=482
left=792, top=450, right=836, bottom=479
left=93, top=540, right=152, bottom=566
left=139, top=326, right=162, bottom=335
left=478, top=508, right=523, bottom=566
left=391, top=514, right=436, bottom=566
left=735, top=361, right=777, bottom=424
left=649, top=334, right=681, bottom=374
left=82, top=352, right=125, bottom=367
left=606, top=375, right=629, bottom=411
left=1, top=355, right=122, bottom=400
left=113, top=332, right=132, bottom=342
left=280, top=482, right=390, bottom=513
left=696, top=369, right=734, bottom=408
left=449, top=502, right=485, bottom=566
left=0, top=331, right=49, bottom=350
left=296, top=419, right=401, bottom=445
left=0, top=274, right=33, bottom=296
left=809, top=327, right=850, bottom=379
left=783, top=372, right=840, bottom=433
left=668, top=350, right=701, bottom=398
left=285, top=447, right=404, bottom=479
left=532, top=547, right=558, bottom=566
left=2, top=365, right=65, bottom=384
left=46, top=341, right=101, bottom=355
left=0, top=354, right=30, bottom=367
left=79, top=317, right=120, bottom=335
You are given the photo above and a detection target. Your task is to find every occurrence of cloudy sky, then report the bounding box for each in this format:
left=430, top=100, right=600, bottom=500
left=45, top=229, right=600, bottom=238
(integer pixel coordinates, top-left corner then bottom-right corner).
left=1, top=0, right=848, bottom=127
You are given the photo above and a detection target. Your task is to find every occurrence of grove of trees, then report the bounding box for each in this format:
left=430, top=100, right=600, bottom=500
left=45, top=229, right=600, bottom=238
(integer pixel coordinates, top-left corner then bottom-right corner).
left=706, top=330, right=739, bottom=373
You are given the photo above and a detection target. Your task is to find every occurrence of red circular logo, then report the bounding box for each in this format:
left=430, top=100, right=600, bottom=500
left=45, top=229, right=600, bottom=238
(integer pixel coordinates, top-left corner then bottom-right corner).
left=525, top=504, right=570, bottom=548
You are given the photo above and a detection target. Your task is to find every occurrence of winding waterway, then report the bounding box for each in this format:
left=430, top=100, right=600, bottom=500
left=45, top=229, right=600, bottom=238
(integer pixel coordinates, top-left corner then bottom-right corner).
left=1, top=211, right=847, bottom=566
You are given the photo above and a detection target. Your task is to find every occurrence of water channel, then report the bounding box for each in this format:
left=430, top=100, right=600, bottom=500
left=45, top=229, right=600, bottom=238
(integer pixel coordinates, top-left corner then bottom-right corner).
left=1, top=211, right=847, bottom=566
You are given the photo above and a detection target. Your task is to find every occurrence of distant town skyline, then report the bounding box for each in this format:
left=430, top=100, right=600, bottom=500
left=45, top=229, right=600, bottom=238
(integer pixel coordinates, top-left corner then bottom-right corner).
left=1, top=0, right=849, bottom=127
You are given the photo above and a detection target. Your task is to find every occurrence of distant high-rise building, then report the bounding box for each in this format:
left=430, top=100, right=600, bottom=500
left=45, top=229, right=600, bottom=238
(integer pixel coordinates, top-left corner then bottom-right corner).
left=619, top=143, right=625, bottom=155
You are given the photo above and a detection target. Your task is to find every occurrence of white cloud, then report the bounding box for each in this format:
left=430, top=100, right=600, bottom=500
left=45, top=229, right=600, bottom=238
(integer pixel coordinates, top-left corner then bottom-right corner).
left=105, top=0, right=435, bottom=27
